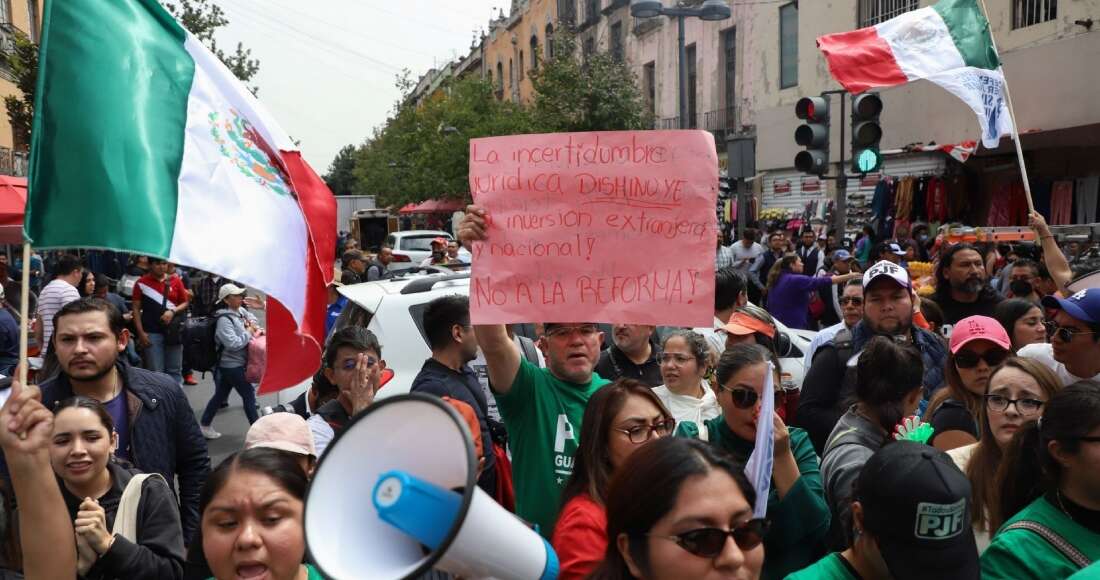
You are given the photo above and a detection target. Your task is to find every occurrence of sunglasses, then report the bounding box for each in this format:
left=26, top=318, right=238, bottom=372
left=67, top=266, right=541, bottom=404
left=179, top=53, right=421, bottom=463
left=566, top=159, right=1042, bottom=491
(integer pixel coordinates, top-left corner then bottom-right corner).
left=954, top=349, right=1009, bottom=369
left=648, top=519, right=769, bottom=558
left=1045, top=322, right=1097, bottom=343
left=614, top=419, right=677, bottom=444
left=717, top=384, right=759, bottom=409
left=839, top=297, right=864, bottom=306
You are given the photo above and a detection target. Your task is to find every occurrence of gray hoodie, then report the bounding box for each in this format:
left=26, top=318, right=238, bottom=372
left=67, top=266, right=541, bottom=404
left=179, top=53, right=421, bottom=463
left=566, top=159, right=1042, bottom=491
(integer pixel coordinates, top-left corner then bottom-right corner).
left=214, top=307, right=258, bottom=368
left=820, top=406, right=888, bottom=549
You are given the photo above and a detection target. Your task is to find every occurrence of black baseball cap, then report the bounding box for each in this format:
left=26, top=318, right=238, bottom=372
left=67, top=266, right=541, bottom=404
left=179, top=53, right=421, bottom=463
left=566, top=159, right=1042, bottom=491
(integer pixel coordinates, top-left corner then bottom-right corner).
left=856, top=441, right=979, bottom=580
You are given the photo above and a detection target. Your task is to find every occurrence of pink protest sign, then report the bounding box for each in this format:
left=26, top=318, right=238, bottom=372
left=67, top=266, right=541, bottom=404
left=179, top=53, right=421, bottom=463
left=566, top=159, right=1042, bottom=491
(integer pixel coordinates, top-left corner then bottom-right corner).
left=468, top=130, right=717, bottom=326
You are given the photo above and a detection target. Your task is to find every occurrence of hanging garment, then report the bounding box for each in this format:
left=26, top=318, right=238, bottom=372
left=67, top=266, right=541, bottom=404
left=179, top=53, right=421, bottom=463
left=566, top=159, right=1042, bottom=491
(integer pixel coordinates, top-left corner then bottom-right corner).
left=1075, top=176, right=1099, bottom=223
left=1008, top=180, right=1030, bottom=225
left=894, top=177, right=914, bottom=222
left=911, top=177, right=928, bottom=221
left=1050, top=181, right=1074, bottom=225
left=927, top=178, right=948, bottom=222
left=947, top=175, right=970, bottom=221
left=871, top=179, right=891, bottom=221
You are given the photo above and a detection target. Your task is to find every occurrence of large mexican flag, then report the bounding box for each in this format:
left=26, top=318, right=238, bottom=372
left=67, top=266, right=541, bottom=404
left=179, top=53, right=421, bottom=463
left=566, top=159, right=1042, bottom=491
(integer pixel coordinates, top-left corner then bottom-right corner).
left=26, top=0, right=336, bottom=393
left=817, top=0, right=1013, bottom=148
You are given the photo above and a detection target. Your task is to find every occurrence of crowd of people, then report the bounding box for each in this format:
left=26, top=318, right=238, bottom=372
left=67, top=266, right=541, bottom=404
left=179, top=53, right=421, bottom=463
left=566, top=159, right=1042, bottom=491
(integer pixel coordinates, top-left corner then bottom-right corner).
left=0, top=200, right=1096, bottom=580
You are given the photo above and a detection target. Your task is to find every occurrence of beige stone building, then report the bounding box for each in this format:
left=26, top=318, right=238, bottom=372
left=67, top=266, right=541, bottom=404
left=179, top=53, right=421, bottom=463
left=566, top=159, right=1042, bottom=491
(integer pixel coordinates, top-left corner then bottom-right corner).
left=0, top=0, right=41, bottom=177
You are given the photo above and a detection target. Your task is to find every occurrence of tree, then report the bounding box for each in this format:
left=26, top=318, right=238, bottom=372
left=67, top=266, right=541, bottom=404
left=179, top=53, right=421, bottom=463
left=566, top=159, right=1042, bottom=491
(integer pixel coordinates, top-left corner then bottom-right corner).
left=528, top=31, right=651, bottom=132
left=324, top=144, right=359, bottom=196
left=4, top=0, right=261, bottom=151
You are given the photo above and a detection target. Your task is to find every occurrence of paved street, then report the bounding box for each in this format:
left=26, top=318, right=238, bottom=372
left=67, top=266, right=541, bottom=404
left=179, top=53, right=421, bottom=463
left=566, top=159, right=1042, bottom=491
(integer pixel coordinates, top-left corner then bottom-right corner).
left=181, top=371, right=288, bottom=468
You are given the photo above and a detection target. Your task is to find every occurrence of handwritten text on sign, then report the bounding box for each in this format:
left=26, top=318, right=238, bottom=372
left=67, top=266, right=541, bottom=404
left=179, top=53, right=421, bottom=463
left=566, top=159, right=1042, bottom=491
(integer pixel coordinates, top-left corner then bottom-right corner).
left=468, top=131, right=717, bottom=325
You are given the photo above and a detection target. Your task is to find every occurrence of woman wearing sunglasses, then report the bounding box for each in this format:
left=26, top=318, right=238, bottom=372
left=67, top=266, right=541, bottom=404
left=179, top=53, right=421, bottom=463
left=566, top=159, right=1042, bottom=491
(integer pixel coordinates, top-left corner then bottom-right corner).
left=947, top=357, right=1062, bottom=552
left=820, top=336, right=924, bottom=551
left=697, top=343, right=828, bottom=579
left=552, top=379, right=676, bottom=580
left=982, top=381, right=1100, bottom=579
left=926, top=316, right=1012, bottom=452
left=652, top=330, right=720, bottom=440
left=590, top=436, right=766, bottom=580
left=993, top=298, right=1048, bottom=353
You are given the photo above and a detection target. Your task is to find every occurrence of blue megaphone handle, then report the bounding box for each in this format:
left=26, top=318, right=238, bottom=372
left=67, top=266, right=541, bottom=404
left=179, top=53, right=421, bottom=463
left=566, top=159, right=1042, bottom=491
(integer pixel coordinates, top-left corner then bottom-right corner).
left=540, top=537, right=559, bottom=580
left=372, top=470, right=461, bottom=550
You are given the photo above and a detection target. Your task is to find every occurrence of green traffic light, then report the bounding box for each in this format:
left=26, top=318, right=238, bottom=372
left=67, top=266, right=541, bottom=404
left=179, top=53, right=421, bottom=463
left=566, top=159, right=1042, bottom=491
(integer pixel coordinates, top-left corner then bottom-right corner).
left=856, top=148, right=881, bottom=173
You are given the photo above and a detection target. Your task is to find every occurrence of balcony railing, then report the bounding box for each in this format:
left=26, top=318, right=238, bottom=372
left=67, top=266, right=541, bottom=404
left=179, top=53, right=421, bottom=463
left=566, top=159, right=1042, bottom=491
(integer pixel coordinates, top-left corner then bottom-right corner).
left=703, top=106, right=739, bottom=141
left=0, top=23, right=20, bottom=82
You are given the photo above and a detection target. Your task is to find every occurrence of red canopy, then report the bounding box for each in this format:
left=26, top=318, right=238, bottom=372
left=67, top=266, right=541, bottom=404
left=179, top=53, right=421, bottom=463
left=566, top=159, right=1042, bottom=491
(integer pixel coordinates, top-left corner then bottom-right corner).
left=0, top=175, right=26, bottom=244
left=397, top=202, right=419, bottom=215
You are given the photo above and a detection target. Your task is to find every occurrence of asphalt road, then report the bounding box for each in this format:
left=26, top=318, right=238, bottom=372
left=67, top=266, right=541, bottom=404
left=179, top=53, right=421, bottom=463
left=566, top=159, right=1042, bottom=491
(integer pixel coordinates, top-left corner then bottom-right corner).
left=181, top=370, right=288, bottom=468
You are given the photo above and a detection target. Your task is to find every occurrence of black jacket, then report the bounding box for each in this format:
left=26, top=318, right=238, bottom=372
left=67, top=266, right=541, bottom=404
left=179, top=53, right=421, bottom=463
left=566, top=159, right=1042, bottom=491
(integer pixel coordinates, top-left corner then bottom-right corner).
left=410, top=358, right=498, bottom=496
left=61, top=461, right=186, bottom=580
left=41, top=362, right=211, bottom=542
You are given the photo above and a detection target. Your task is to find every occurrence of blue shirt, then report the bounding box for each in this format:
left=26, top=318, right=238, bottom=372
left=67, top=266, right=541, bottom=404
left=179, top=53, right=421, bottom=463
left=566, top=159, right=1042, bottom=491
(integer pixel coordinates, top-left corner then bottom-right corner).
left=325, top=296, right=347, bottom=337
left=103, top=391, right=130, bottom=461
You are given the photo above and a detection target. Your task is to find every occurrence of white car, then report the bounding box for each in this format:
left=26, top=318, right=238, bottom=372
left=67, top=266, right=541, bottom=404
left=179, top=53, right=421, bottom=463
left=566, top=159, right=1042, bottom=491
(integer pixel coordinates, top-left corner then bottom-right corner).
left=385, top=230, right=453, bottom=271
left=274, top=270, right=815, bottom=408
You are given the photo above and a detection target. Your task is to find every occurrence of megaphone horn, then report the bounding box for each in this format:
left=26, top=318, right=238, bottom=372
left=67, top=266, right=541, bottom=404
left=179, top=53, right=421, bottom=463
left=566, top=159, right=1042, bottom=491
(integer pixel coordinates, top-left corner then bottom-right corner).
left=305, top=393, right=559, bottom=580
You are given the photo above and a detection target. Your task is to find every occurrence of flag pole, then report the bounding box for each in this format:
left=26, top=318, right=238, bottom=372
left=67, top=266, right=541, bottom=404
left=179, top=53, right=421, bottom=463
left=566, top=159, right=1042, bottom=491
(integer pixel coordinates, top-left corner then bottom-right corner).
left=976, top=0, right=1035, bottom=214
left=17, top=242, right=29, bottom=388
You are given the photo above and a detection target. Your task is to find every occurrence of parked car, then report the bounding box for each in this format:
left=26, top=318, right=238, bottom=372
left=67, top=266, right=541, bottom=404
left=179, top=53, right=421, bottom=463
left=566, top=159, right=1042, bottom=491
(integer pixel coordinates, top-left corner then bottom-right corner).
left=385, top=230, right=453, bottom=271
left=274, top=270, right=816, bottom=408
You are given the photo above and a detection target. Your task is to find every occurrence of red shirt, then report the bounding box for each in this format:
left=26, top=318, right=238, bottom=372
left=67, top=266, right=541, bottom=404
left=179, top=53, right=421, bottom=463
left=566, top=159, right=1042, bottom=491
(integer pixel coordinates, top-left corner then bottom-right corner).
left=551, top=493, right=607, bottom=580
left=133, top=274, right=189, bottom=333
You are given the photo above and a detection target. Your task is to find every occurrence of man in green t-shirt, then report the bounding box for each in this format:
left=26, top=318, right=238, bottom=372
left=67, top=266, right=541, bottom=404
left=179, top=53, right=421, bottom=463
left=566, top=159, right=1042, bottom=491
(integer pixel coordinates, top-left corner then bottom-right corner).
left=460, top=207, right=610, bottom=537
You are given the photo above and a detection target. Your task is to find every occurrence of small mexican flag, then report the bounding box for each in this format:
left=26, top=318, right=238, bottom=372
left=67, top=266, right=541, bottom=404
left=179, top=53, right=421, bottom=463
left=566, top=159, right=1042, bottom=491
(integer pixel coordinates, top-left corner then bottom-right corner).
left=26, top=0, right=336, bottom=393
left=817, top=0, right=1013, bottom=149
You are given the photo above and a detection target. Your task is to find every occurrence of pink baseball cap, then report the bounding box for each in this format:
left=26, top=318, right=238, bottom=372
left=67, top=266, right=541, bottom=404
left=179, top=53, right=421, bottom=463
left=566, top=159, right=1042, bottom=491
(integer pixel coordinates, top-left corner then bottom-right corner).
left=245, top=413, right=317, bottom=458
left=949, top=315, right=1011, bottom=354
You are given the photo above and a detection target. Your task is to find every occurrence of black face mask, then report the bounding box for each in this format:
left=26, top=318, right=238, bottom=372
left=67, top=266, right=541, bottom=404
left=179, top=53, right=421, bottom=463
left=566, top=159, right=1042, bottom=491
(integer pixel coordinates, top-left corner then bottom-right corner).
left=1010, top=279, right=1034, bottom=297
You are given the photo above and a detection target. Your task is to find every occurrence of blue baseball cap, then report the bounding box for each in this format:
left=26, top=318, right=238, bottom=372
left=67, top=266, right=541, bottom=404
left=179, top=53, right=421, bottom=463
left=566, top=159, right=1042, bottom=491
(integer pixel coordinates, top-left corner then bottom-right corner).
left=1042, top=288, right=1100, bottom=324
left=833, top=249, right=853, bottom=262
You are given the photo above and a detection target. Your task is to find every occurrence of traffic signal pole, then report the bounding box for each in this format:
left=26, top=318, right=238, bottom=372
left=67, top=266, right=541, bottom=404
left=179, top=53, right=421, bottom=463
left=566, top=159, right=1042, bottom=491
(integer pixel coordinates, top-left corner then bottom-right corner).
left=835, top=91, right=847, bottom=240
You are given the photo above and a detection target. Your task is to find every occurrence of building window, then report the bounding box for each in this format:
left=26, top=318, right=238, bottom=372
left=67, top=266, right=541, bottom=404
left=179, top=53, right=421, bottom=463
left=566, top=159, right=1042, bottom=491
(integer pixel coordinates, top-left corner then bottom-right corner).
left=610, top=21, right=624, bottom=61
left=530, top=35, right=539, bottom=70
left=643, top=61, right=656, bottom=118
left=519, top=51, right=525, bottom=79
left=586, top=0, right=600, bottom=24
left=26, top=0, right=37, bottom=42
left=723, top=28, right=736, bottom=129
left=546, top=23, right=555, bottom=58
left=509, top=58, right=514, bottom=88
left=858, top=0, right=918, bottom=28
left=495, top=61, right=504, bottom=98
left=0, top=0, right=10, bottom=25
left=558, top=0, right=576, bottom=25
left=1014, top=0, right=1057, bottom=28
left=779, top=3, right=798, bottom=89
left=686, top=43, right=697, bottom=129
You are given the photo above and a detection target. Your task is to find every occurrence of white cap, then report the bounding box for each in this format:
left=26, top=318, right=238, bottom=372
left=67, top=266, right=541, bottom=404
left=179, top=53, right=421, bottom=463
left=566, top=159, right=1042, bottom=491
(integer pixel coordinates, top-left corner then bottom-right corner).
left=863, top=260, right=911, bottom=289
left=218, top=283, right=247, bottom=302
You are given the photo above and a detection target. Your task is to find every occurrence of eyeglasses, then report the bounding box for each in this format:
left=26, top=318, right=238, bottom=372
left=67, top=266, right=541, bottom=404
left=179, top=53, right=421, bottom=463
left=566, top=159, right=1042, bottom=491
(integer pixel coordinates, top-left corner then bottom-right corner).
left=648, top=519, right=769, bottom=558
left=985, top=394, right=1044, bottom=415
left=660, top=353, right=696, bottom=365
left=339, top=357, right=378, bottom=370
left=954, top=349, right=1009, bottom=369
left=1045, top=322, right=1097, bottom=343
left=544, top=324, right=599, bottom=339
left=716, top=384, right=759, bottom=409
left=839, top=297, right=863, bottom=306
left=614, top=419, right=677, bottom=444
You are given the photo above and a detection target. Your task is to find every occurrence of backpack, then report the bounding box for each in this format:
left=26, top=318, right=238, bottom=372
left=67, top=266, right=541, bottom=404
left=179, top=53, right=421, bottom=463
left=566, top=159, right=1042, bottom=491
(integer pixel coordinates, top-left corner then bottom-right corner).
left=182, top=313, right=233, bottom=373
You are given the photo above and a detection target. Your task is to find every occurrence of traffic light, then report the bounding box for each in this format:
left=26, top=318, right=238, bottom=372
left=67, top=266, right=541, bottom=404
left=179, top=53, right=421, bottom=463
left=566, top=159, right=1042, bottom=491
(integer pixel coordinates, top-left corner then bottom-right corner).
left=851, top=93, right=883, bottom=174
left=794, top=96, right=829, bottom=175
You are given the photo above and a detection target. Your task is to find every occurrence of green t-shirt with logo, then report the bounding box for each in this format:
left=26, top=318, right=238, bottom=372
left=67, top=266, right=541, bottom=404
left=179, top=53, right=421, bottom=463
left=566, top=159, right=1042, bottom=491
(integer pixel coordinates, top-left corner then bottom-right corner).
left=784, top=553, right=859, bottom=580
left=981, top=496, right=1100, bottom=579
left=496, top=359, right=608, bottom=537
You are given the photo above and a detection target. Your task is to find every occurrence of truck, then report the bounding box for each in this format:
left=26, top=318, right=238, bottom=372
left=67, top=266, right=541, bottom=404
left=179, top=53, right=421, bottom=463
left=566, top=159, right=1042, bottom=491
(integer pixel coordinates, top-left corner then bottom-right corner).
left=350, top=208, right=398, bottom=252
left=335, top=195, right=377, bottom=235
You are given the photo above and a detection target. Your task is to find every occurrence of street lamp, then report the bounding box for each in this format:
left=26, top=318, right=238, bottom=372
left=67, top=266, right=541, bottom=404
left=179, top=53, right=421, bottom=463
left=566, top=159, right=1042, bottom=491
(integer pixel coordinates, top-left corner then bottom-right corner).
left=631, top=0, right=732, bottom=130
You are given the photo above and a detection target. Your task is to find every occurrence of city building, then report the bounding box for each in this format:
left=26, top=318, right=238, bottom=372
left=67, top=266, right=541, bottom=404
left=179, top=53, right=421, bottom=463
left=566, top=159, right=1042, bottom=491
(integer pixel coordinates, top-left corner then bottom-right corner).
left=0, top=0, right=42, bottom=177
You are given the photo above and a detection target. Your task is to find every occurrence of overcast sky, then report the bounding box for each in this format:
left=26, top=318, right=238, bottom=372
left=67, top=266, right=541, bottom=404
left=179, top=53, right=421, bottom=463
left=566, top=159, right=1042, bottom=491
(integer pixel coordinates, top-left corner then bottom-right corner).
left=212, top=0, right=507, bottom=173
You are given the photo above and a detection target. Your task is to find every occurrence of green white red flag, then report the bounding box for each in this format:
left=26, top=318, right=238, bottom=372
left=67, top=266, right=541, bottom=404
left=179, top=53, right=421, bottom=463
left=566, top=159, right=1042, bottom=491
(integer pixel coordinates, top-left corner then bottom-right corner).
left=25, top=0, right=336, bottom=393
left=817, top=0, right=1013, bottom=148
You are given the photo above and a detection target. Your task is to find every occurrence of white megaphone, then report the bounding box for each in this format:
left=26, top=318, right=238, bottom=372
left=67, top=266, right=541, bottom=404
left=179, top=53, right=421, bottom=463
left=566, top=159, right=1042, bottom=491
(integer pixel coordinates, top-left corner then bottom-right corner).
left=305, top=393, right=560, bottom=580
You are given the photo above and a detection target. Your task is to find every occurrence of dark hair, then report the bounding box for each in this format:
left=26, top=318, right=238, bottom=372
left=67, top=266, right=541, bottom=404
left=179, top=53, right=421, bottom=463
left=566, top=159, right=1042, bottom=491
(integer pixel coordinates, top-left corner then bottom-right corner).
left=422, top=295, right=470, bottom=350
left=765, top=253, right=799, bottom=293
left=53, top=297, right=126, bottom=340
left=855, top=336, right=924, bottom=433
left=716, top=343, right=772, bottom=388
left=661, top=329, right=709, bottom=369
left=842, top=278, right=863, bottom=290
left=928, top=325, right=1012, bottom=424
left=93, top=273, right=110, bottom=294
left=199, top=448, right=309, bottom=520
left=994, top=298, right=1043, bottom=352
left=768, top=231, right=784, bottom=243
left=53, top=396, right=115, bottom=434
left=919, top=297, right=945, bottom=330
left=310, top=368, right=339, bottom=402
left=994, top=380, right=1100, bottom=530
left=933, top=243, right=996, bottom=304
left=967, top=358, right=1062, bottom=531
left=323, top=326, right=382, bottom=369
left=742, top=228, right=757, bottom=241
left=55, top=254, right=82, bottom=277
left=714, top=267, right=747, bottom=312
left=560, top=379, right=674, bottom=509
left=76, top=271, right=95, bottom=298
left=589, top=438, right=756, bottom=580
left=1009, top=259, right=1040, bottom=278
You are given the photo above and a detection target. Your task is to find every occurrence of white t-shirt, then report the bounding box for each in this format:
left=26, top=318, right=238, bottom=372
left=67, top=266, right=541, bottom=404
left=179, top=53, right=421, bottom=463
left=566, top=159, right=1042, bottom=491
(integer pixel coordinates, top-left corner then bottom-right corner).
left=37, top=278, right=80, bottom=349
left=731, top=242, right=765, bottom=273
left=1018, top=343, right=1100, bottom=386
left=653, top=382, right=721, bottom=441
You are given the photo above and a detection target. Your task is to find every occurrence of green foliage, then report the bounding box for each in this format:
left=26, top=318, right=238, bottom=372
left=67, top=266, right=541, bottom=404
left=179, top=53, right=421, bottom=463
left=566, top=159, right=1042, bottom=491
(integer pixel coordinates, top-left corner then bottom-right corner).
left=3, top=33, right=38, bottom=149
left=323, top=144, right=359, bottom=196
left=343, top=31, right=651, bottom=207
left=163, top=0, right=260, bottom=89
